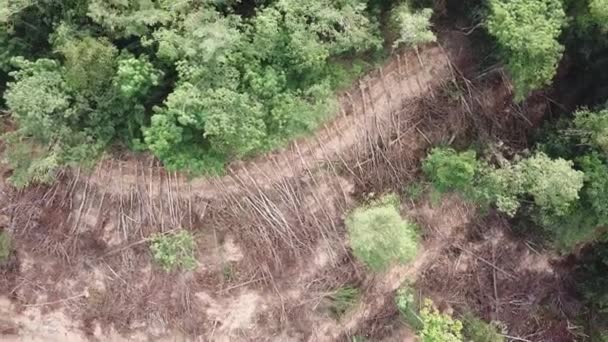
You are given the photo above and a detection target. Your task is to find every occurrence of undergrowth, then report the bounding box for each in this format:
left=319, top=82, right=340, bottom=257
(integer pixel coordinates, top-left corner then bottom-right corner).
left=395, top=284, right=503, bottom=341
left=149, top=230, right=197, bottom=272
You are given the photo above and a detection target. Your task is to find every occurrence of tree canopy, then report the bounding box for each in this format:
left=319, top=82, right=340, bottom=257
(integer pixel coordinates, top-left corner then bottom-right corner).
left=0, top=0, right=437, bottom=185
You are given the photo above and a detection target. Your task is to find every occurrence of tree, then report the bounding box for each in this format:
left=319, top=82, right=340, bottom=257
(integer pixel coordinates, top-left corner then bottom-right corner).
left=346, top=195, right=419, bottom=272
left=487, top=0, right=566, bottom=100
left=87, top=0, right=173, bottom=38
left=391, top=3, right=436, bottom=49
left=589, top=0, right=608, bottom=30
left=422, top=147, right=479, bottom=194
left=574, top=108, right=608, bottom=153
left=516, top=153, right=584, bottom=216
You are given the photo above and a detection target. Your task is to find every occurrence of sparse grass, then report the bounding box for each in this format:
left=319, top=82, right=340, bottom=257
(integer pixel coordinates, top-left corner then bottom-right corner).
left=328, top=286, right=360, bottom=318
left=395, top=285, right=423, bottom=330
left=149, top=230, right=197, bottom=272
left=351, top=335, right=367, bottom=342
left=222, top=262, right=236, bottom=282
left=404, top=182, right=426, bottom=202
left=462, top=313, right=505, bottom=342
left=0, top=231, right=12, bottom=264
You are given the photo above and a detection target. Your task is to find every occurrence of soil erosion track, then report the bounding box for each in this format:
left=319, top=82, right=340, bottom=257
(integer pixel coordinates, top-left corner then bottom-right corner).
left=84, top=45, right=452, bottom=200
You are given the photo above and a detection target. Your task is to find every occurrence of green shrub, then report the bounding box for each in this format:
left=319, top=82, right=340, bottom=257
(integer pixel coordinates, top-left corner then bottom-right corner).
left=395, top=286, right=466, bottom=341
left=462, top=313, right=505, bottom=342
left=150, top=230, right=197, bottom=272
left=395, top=285, right=424, bottom=330
left=346, top=195, right=419, bottom=272
left=419, top=299, right=463, bottom=342
left=328, top=286, right=360, bottom=318
left=517, top=153, right=584, bottom=217
left=422, top=148, right=479, bottom=194
left=574, top=108, right=608, bottom=153
left=487, top=0, right=566, bottom=100
left=391, top=3, right=436, bottom=49
left=473, top=165, right=523, bottom=217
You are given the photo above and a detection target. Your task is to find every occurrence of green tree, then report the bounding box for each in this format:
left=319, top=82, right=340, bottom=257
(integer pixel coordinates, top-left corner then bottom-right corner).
left=346, top=195, right=419, bottom=272
left=87, top=0, right=173, bottom=38
left=391, top=3, right=436, bottom=49
left=487, top=0, right=566, bottom=100
left=473, top=165, right=523, bottom=216
left=589, top=0, right=608, bottom=30
left=516, top=153, right=584, bottom=217
left=422, top=147, right=479, bottom=194
left=574, top=108, right=608, bottom=153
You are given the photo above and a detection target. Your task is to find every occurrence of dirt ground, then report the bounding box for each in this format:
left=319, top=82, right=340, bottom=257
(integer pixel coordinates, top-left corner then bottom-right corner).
left=0, top=29, right=579, bottom=342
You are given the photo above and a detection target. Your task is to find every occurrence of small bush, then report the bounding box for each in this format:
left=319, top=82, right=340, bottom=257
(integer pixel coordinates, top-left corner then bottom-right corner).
left=422, top=148, right=478, bottom=194
left=150, top=230, right=197, bottom=272
left=395, top=286, right=466, bottom=341
left=346, top=195, right=419, bottom=272
left=574, top=108, right=608, bottom=153
left=473, top=165, right=523, bottom=217
left=391, top=4, right=436, bottom=49
left=395, top=285, right=424, bottom=330
left=419, top=299, right=464, bottom=342
left=517, top=153, right=584, bottom=217
left=462, top=313, right=505, bottom=342
left=328, top=286, right=360, bottom=318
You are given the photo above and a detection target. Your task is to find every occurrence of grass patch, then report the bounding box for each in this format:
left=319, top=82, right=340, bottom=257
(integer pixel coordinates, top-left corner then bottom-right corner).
left=0, top=231, right=11, bottom=264
left=328, top=286, right=360, bottom=318
left=462, top=313, right=505, bottom=342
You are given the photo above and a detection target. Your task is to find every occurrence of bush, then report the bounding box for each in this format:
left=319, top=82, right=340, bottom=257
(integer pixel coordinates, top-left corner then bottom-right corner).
left=346, top=195, right=419, bottom=272
left=574, top=108, right=608, bottom=153
left=422, top=148, right=479, bottom=194
left=487, top=0, right=566, bottom=100
left=391, top=3, right=436, bottom=49
left=419, top=299, right=464, bottom=342
left=462, top=313, right=505, bottom=342
left=517, top=153, right=584, bottom=217
left=396, top=285, right=424, bottom=330
left=473, top=165, right=523, bottom=217
left=149, top=230, right=197, bottom=272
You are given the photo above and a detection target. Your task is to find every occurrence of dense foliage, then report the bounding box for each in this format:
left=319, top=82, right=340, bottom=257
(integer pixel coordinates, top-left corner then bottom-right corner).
left=487, top=0, right=566, bottom=100
left=419, top=299, right=464, bottom=342
left=0, top=0, right=436, bottom=186
left=395, top=287, right=464, bottom=342
left=346, top=195, right=419, bottom=272
left=423, top=147, right=584, bottom=233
